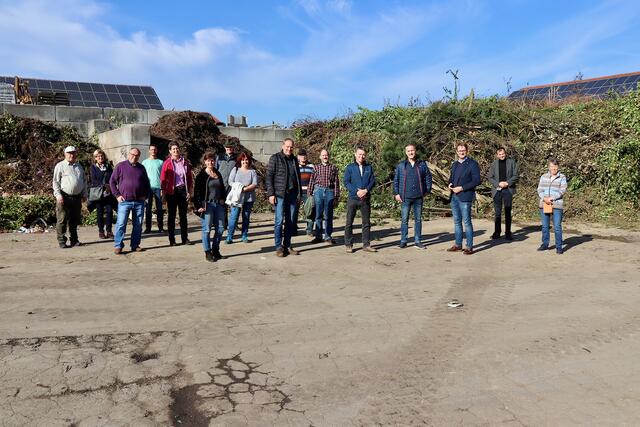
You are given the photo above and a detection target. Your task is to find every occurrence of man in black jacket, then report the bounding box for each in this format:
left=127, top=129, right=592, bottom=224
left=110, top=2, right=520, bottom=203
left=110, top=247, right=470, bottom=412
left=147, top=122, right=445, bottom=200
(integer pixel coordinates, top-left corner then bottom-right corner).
left=266, top=138, right=302, bottom=257
left=487, top=147, right=518, bottom=240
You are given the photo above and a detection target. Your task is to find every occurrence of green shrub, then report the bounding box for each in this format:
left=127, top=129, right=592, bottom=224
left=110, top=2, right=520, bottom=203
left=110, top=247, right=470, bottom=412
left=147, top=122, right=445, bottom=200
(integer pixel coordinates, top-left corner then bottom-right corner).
left=0, top=195, right=56, bottom=230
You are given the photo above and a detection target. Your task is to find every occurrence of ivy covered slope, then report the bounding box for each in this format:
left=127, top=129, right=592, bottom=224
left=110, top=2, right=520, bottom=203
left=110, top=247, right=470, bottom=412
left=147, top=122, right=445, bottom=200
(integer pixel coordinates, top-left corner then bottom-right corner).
left=293, top=91, right=640, bottom=228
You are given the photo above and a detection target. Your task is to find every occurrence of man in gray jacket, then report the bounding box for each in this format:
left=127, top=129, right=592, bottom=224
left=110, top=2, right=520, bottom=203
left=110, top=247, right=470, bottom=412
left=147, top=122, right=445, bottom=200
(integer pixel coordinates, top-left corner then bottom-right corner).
left=52, top=146, right=87, bottom=248
left=487, top=147, right=518, bottom=240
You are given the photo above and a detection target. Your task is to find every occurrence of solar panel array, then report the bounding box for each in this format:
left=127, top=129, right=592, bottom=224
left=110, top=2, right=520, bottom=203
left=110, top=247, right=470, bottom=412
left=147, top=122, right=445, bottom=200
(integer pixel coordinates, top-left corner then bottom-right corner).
left=508, top=72, right=640, bottom=101
left=0, top=76, right=164, bottom=110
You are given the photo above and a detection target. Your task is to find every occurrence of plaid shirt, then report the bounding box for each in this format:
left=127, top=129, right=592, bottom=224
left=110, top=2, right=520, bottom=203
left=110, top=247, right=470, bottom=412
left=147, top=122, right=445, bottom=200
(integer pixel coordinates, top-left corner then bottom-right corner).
left=308, top=163, right=340, bottom=199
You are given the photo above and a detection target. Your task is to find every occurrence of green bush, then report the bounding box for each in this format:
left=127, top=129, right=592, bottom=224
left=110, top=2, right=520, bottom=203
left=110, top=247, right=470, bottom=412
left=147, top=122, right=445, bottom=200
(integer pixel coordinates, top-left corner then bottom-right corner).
left=597, top=138, right=640, bottom=205
left=0, top=195, right=56, bottom=230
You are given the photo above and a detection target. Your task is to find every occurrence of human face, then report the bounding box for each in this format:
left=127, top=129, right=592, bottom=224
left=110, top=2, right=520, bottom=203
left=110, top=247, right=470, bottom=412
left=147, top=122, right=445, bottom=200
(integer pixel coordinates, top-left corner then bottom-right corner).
left=225, top=146, right=234, bottom=156
left=320, top=150, right=329, bottom=164
left=355, top=149, right=366, bottom=165
left=169, top=145, right=181, bottom=159
left=64, top=151, right=77, bottom=163
left=497, top=149, right=506, bottom=160
left=204, top=158, right=216, bottom=169
left=405, top=145, right=416, bottom=161
left=240, top=158, right=250, bottom=169
left=149, top=146, right=158, bottom=158
left=456, top=145, right=467, bottom=160
left=128, top=149, right=141, bottom=164
left=95, top=152, right=105, bottom=165
left=548, top=162, right=559, bottom=176
left=297, top=154, right=307, bottom=165
left=282, top=140, right=294, bottom=157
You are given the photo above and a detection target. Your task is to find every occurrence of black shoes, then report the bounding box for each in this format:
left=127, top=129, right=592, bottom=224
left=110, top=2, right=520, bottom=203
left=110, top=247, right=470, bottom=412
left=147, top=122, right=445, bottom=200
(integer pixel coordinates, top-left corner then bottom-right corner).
left=205, top=250, right=215, bottom=262
left=537, top=245, right=548, bottom=251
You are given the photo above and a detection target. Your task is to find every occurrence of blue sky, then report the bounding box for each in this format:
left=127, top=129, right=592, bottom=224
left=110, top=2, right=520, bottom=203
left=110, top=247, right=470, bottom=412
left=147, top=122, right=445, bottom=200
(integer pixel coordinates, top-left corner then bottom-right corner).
left=1, top=0, right=640, bottom=125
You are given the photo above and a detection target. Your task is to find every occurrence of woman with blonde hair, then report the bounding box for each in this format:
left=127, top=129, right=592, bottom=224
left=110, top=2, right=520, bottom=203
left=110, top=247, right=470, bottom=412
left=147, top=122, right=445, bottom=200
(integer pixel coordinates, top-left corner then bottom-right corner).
left=88, top=149, right=117, bottom=239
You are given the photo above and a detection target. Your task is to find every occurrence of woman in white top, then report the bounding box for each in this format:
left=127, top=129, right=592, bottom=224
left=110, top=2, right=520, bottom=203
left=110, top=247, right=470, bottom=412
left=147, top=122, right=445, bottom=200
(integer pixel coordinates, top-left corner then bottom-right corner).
left=226, top=153, right=258, bottom=243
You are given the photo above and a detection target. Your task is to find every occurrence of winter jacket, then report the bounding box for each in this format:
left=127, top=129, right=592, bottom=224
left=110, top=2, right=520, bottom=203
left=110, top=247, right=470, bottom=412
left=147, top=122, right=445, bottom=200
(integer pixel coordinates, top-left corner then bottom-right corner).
left=216, top=154, right=237, bottom=190
left=487, top=158, right=519, bottom=197
left=343, top=162, right=376, bottom=200
left=393, top=160, right=433, bottom=199
left=448, top=157, right=481, bottom=203
left=266, top=151, right=301, bottom=199
left=537, top=172, right=567, bottom=210
left=193, top=168, right=227, bottom=212
left=160, top=157, right=193, bottom=196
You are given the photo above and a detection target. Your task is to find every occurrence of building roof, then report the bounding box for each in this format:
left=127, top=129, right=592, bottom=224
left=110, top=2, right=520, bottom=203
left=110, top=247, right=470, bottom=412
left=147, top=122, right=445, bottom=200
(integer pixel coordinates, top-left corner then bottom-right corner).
left=508, top=71, right=640, bottom=101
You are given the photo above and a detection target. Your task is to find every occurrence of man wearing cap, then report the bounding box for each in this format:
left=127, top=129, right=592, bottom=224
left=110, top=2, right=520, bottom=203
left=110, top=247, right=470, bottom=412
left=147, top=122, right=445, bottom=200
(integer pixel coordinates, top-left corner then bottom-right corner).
left=110, top=147, right=151, bottom=254
left=52, top=146, right=87, bottom=248
left=295, top=148, right=314, bottom=236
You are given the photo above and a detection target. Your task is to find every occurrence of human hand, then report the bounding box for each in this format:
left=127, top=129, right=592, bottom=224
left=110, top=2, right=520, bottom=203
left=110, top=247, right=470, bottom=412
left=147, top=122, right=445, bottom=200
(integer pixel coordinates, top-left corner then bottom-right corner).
left=499, top=181, right=509, bottom=188
left=197, top=207, right=205, bottom=213
left=394, top=194, right=402, bottom=203
left=452, top=186, right=463, bottom=194
left=117, top=196, right=125, bottom=203
left=269, top=196, right=276, bottom=205
left=56, top=196, right=64, bottom=205
left=356, top=189, right=367, bottom=199
left=543, top=196, right=553, bottom=204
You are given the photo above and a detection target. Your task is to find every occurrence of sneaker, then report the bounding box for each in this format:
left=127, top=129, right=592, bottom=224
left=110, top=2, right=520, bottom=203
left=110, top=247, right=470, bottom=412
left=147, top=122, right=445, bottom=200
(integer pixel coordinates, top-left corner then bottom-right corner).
left=275, top=247, right=286, bottom=257
left=114, top=247, right=123, bottom=255
left=415, top=243, right=426, bottom=250
left=537, top=245, right=548, bottom=251
left=241, top=236, right=250, bottom=243
left=398, top=242, right=407, bottom=249
left=463, top=248, right=474, bottom=255
left=447, top=245, right=462, bottom=252
left=59, top=242, right=69, bottom=249
left=345, top=245, right=353, bottom=253
left=362, top=246, right=378, bottom=253
left=310, top=237, right=323, bottom=244
left=286, top=247, right=300, bottom=256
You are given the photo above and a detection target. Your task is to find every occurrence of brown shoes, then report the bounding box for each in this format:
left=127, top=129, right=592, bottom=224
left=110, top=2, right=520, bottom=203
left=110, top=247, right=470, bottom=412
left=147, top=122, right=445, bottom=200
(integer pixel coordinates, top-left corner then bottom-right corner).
left=447, top=245, right=462, bottom=252
left=286, top=247, right=299, bottom=256
left=345, top=245, right=353, bottom=253
left=133, top=247, right=145, bottom=252
left=463, top=248, right=474, bottom=255
left=275, top=247, right=285, bottom=257
left=114, top=247, right=122, bottom=255
left=362, top=246, right=378, bottom=253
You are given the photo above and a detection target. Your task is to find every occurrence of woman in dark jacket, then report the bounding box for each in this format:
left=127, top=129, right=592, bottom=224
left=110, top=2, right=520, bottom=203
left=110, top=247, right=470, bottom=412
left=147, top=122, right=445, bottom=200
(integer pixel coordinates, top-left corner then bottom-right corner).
left=89, top=149, right=117, bottom=239
left=193, top=151, right=227, bottom=262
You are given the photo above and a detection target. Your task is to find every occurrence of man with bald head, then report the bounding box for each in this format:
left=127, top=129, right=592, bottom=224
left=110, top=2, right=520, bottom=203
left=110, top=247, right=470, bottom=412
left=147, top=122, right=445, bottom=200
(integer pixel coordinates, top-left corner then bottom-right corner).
left=110, top=147, right=151, bottom=254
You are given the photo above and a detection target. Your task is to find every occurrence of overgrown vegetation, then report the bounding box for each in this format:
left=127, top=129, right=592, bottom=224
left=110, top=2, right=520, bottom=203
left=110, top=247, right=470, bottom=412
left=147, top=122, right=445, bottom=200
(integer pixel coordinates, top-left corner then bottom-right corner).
left=293, top=90, right=640, bottom=228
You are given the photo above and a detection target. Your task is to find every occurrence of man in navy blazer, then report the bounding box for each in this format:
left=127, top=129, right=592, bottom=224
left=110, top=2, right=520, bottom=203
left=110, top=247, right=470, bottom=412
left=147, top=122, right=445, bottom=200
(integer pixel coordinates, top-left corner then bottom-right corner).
left=343, top=146, right=378, bottom=253
left=447, top=143, right=481, bottom=254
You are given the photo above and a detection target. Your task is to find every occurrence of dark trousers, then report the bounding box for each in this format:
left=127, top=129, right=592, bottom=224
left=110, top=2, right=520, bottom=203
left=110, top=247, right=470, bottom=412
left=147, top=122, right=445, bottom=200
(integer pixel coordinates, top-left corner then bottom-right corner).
left=493, top=190, right=513, bottom=236
left=95, top=199, right=113, bottom=234
left=344, top=197, right=371, bottom=247
left=166, top=186, right=189, bottom=244
left=56, top=194, right=82, bottom=244
left=145, top=188, right=164, bottom=231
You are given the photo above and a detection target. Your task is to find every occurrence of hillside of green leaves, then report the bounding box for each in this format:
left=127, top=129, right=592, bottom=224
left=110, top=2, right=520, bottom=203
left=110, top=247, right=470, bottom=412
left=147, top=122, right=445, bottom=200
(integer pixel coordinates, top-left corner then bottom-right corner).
left=293, top=91, right=640, bottom=228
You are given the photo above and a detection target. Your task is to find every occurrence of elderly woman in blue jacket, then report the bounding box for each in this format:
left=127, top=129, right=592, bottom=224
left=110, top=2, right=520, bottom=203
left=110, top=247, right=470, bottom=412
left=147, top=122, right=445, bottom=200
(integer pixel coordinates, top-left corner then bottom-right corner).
left=537, top=158, right=567, bottom=254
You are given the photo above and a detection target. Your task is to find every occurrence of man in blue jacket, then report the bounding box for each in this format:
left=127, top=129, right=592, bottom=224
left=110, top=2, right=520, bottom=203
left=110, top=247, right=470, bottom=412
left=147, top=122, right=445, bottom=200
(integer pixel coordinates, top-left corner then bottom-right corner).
left=343, top=146, right=377, bottom=253
left=447, top=143, right=481, bottom=255
left=393, top=144, right=433, bottom=249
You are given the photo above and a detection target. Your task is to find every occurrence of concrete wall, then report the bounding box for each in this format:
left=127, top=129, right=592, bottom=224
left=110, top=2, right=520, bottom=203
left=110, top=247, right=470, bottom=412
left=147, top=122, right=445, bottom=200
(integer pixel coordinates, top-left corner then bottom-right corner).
left=98, top=124, right=151, bottom=164
left=0, top=103, right=173, bottom=136
left=221, top=127, right=294, bottom=164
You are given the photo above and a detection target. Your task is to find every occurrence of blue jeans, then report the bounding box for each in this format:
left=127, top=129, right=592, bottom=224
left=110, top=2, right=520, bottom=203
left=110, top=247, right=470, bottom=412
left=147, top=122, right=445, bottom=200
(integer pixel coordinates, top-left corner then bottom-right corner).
left=451, top=195, right=473, bottom=248
left=145, top=187, right=163, bottom=231
left=400, top=197, right=423, bottom=244
left=274, top=191, right=298, bottom=249
left=114, top=200, right=145, bottom=249
left=313, top=187, right=335, bottom=239
left=228, top=201, right=254, bottom=240
left=540, top=208, right=563, bottom=250
left=202, top=202, right=225, bottom=252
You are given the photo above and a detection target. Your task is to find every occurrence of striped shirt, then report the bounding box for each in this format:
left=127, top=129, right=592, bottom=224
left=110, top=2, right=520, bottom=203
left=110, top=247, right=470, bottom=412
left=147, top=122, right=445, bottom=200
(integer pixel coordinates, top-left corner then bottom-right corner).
left=299, top=163, right=314, bottom=191
left=308, top=163, right=340, bottom=199
left=537, top=172, right=567, bottom=209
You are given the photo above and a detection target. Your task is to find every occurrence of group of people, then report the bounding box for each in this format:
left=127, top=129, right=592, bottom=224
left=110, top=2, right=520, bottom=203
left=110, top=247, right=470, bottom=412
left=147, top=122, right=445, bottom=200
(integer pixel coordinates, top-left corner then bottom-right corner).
left=52, top=138, right=568, bottom=259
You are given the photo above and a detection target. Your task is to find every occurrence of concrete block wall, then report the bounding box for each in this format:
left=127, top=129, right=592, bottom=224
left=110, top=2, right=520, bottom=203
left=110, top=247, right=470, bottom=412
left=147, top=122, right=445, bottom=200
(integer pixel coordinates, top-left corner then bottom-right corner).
left=98, top=124, right=151, bottom=164
left=220, top=127, right=294, bottom=164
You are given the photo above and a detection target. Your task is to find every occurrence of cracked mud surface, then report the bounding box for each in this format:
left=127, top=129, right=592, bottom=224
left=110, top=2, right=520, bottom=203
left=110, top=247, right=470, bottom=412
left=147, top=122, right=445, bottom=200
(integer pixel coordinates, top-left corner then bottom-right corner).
left=1, top=216, right=640, bottom=425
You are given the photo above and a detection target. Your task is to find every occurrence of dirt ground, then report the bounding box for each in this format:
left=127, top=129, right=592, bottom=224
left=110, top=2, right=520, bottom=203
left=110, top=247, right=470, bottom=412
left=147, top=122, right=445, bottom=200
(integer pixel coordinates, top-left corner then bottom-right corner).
left=1, top=213, right=640, bottom=426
